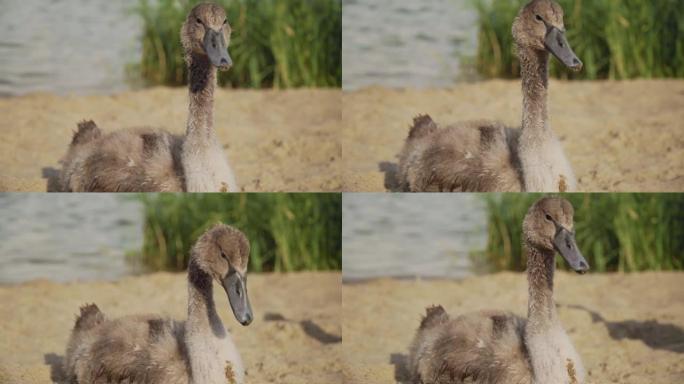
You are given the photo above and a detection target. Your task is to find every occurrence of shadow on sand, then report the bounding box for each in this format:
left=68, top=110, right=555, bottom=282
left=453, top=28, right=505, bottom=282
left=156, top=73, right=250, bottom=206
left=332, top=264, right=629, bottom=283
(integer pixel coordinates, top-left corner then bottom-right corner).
left=42, top=167, right=60, bottom=192
left=565, top=304, right=684, bottom=353
left=264, top=312, right=341, bottom=345
left=390, top=352, right=412, bottom=383
left=44, top=353, right=67, bottom=383
left=378, top=161, right=402, bottom=192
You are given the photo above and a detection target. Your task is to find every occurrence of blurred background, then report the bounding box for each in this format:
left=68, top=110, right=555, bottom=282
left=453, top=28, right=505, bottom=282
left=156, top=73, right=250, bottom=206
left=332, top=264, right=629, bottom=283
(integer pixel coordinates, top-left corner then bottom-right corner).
left=342, top=0, right=684, bottom=90
left=0, top=0, right=341, bottom=96
left=343, top=194, right=487, bottom=280
left=342, top=0, right=478, bottom=90
left=342, top=193, right=684, bottom=282
left=0, top=193, right=341, bottom=284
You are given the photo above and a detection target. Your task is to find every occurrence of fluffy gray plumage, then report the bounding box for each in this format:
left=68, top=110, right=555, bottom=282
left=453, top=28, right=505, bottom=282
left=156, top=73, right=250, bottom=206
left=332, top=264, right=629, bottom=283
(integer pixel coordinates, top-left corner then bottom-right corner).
left=398, top=0, right=579, bottom=193
left=408, top=197, right=587, bottom=384
left=64, top=223, right=251, bottom=384
left=57, top=3, right=237, bottom=192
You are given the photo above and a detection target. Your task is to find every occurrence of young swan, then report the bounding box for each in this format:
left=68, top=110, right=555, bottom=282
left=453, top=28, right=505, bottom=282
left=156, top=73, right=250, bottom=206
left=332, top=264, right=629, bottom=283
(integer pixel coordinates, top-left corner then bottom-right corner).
left=64, top=224, right=253, bottom=384
left=408, top=197, right=589, bottom=384
left=398, top=0, right=582, bottom=192
left=58, top=3, right=237, bottom=192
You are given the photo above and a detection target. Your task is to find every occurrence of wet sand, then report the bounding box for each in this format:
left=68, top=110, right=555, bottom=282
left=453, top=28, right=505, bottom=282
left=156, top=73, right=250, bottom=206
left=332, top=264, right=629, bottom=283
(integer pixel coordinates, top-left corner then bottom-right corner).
left=0, top=88, right=341, bottom=192
left=343, top=80, right=684, bottom=192
left=343, top=272, right=684, bottom=384
left=0, top=271, right=341, bottom=384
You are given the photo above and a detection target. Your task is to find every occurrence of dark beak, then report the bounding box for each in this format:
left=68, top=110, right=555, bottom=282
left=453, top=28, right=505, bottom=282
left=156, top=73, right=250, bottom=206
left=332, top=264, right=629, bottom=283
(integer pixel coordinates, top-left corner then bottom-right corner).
left=544, top=26, right=582, bottom=71
left=221, top=271, right=253, bottom=326
left=553, top=226, right=589, bottom=274
left=203, top=28, right=232, bottom=71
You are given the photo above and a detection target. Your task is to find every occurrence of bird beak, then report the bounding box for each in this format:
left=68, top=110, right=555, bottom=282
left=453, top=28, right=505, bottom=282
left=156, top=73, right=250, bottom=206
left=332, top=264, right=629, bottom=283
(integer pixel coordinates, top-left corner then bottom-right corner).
left=544, top=26, right=583, bottom=72
left=221, top=271, right=253, bottom=326
left=203, top=28, right=232, bottom=71
left=553, top=226, right=589, bottom=274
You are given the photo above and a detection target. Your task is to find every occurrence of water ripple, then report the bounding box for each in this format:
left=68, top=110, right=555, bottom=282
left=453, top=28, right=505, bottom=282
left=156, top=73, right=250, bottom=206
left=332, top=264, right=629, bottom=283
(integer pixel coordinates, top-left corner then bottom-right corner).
left=343, top=0, right=478, bottom=90
left=0, top=0, right=141, bottom=96
left=342, top=194, right=487, bottom=281
left=0, top=194, right=143, bottom=284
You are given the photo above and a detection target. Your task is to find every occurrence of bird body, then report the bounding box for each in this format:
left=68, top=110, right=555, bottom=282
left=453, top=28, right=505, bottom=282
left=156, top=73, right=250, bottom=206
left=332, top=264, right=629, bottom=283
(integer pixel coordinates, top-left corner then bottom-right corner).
left=398, top=0, right=582, bottom=192
left=399, top=118, right=522, bottom=192
left=64, top=223, right=253, bottom=384
left=58, top=3, right=237, bottom=192
left=409, top=197, right=588, bottom=384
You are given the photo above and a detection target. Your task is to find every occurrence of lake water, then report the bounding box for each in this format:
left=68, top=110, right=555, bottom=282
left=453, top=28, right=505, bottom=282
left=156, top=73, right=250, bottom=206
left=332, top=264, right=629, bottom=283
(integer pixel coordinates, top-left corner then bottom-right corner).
left=342, top=194, right=487, bottom=281
left=0, top=0, right=141, bottom=96
left=0, top=0, right=479, bottom=94
left=342, top=0, right=479, bottom=90
left=0, top=194, right=143, bottom=284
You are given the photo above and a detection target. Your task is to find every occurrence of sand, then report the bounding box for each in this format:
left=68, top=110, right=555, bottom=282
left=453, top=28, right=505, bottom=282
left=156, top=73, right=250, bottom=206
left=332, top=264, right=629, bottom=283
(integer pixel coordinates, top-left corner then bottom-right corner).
left=3, top=81, right=681, bottom=192
left=0, top=88, right=341, bottom=192
left=0, top=271, right=341, bottom=384
left=343, top=80, right=684, bottom=192
left=342, top=272, right=684, bottom=384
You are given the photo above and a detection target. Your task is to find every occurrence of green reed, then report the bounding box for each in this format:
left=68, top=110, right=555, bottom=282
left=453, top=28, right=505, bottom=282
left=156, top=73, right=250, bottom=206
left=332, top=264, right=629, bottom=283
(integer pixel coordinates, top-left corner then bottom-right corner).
left=132, top=0, right=341, bottom=88
left=475, top=194, right=684, bottom=272
left=473, top=0, right=684, bottom=80
left=130, top=193, right=341, bottom=272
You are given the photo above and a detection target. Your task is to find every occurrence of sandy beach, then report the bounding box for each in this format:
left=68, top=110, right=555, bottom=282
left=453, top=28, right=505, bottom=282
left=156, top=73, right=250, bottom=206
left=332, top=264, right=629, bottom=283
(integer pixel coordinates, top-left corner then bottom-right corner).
left=0, top=88, right=341, bottom=192
left=343, top=80, right=684, bottom=192
left=0, top=271, right=341, bottom=384
left=343, top=272, right=684, bottom=384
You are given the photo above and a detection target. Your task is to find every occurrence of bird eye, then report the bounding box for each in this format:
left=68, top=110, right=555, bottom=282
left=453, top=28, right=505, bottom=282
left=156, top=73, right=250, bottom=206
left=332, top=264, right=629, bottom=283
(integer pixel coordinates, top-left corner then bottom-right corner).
left=545, top=214, right=552, bottom=221
left=535, top=14, right=543, bottom=22
left=196, top=17, right=202, bottom=24
left=220, top=250, right=228, bottom=260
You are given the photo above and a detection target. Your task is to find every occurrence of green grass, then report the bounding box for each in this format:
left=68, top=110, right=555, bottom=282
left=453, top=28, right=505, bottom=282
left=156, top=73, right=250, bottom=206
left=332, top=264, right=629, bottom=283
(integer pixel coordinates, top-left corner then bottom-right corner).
left=130, top=193, right=341, bottom=272
left=132, top=0, right=341, bottom=88
left=475, top=194, right=684, bottom=272
left=473, top=0, right=684, bottom=80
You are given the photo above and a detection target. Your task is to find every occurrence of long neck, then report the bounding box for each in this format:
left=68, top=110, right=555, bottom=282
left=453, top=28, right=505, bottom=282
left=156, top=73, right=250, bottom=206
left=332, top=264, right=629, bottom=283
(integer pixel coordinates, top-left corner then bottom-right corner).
left=519, top=47, right=550, bottom=137
left=525, top=241, right=557, bottom=328
left=186, top=53, right=217, bottom=140
left=185, top=259, right=228, bottom=383
left=524, top=243, right=581, bottom=384
left=187, top=259, right=226, bottom=337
